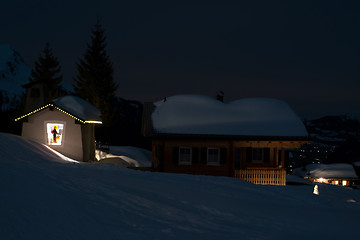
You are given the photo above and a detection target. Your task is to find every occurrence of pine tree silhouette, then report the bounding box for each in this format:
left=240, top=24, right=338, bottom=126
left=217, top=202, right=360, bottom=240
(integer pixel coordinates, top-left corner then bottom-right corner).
left=31, top=42, right=63, bottom=102
left=73, top=19, right=118, bottom=126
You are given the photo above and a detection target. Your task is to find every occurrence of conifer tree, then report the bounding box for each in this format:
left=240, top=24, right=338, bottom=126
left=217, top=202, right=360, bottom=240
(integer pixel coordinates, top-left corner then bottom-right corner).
left=73, top=20, right=118, bottom=126
left=31, top=42, right=63, bottom=102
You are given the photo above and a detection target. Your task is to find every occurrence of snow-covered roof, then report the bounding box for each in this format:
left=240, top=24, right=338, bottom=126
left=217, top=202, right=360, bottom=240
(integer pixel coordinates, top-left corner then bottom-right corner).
left=52, top=96, right=102, bottom=122
left=15, top=96, right=102, bottom=124
left=150, top=94, right=308, bottom=138
left=303, top=163, right=358, bottom=179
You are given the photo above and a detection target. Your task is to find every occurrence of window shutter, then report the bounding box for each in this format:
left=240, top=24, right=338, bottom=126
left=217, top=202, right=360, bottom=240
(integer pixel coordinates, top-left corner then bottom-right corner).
left=220, top=148, right=227, bottom=165
left=200, top=147, right=207, bottom=164
left=264, top=148, right=270, bottom=162
left=172, top=147, right=179, bottom=164
left=246, top=147, right=252, bottom=162
left=192, top=147, right=199, bottom=164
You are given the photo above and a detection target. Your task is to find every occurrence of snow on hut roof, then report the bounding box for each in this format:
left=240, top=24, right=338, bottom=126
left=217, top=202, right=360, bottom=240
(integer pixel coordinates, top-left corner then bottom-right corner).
left=305, top=163, right=358, bottom=179
left=15, top=96, right=102, bottom=124
left=52, top=96, right=102, bottom=122
left=151, top=94, right=308, bottom=137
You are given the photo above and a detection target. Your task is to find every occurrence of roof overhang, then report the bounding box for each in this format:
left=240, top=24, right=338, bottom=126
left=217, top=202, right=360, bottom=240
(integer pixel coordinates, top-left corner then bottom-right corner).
left=147, top=132, right=309, bottom=142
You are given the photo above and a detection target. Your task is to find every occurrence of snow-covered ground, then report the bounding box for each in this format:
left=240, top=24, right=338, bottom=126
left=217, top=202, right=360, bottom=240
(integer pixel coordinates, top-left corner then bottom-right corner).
left=1, top=133, right=360, bottom=239
left=96, top=146, right=152, bottom=167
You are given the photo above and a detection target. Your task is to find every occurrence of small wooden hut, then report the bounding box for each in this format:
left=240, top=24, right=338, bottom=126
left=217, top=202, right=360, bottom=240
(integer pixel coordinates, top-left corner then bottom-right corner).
left=15, top=96, right=102, bottom=162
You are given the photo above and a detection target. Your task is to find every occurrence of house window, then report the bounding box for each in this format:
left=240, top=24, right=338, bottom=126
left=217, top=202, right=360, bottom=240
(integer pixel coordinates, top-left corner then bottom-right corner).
left=46, top=123, right=64, bottom=145
left=179, top=147, right=192, bottom=165
left=207, top=148, right=220, bottom=165
left=246, top=148, right=270, bottom=163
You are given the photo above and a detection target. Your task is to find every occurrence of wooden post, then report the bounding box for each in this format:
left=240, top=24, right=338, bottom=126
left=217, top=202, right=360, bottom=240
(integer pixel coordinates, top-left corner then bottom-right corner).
left=274, top=148, right=279, bottom=166
left=281, top=148, right=285, bottom=168
left=230, top=141, right=235, bottom=177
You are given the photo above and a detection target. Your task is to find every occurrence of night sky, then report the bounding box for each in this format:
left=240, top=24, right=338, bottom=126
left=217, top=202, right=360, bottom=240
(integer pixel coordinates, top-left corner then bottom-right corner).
left=2, top=0, right=360, bottom=119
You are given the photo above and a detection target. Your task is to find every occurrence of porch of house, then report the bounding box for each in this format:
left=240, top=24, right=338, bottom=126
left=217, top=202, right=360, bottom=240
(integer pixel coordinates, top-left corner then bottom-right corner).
left=235, top=168, right=287, bottom=186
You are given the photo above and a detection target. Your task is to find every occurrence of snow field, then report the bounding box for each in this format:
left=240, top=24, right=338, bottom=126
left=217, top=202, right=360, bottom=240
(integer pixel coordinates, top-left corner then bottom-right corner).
left=1, top=133, right=360, bottom=239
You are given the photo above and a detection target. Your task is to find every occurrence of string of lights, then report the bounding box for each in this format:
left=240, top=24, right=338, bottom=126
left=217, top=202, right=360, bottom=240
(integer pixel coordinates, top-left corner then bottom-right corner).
left=15, top=104, right=102, bottom=124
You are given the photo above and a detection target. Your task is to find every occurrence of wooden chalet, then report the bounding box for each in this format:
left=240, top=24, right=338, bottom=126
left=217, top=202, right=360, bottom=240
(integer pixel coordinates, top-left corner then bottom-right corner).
left=143, top=94, right=308, bottom=185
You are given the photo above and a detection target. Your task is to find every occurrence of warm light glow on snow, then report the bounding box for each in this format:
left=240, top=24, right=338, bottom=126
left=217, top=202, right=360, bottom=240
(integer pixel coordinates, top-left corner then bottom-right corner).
left=44, top=145, right=79, bottom=163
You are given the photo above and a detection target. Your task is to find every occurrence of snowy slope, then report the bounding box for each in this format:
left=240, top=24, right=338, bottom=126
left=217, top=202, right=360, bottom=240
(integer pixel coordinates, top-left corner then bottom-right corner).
left=1, top=133, right=360, bottom=239
left=304, top=115, right=360, bottom=147
left=0, top=45, right=31, bottom=110
left=152, top=94, right=307, bottom=137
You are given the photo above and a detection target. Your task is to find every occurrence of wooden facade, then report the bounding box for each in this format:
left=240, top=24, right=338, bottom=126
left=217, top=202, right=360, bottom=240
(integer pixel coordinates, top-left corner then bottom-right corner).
left=151, top=137, right=306, bottom=185
left=143, top=98, right=308, bottom=186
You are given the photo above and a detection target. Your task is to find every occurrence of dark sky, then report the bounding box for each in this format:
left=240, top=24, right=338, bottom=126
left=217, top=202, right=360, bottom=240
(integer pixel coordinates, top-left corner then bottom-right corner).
left=2, top=0, right=360, bottom=119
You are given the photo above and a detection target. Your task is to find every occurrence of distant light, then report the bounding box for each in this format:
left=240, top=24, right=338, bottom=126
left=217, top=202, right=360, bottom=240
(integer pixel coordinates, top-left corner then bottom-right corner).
left=318, top=178, right=326, bottom=183
left=342, top=180, right=347, bottom=186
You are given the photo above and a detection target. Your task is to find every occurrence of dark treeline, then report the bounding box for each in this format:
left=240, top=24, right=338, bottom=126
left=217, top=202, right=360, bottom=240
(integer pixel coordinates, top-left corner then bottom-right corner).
left=1, top=20, right=150, bottom=149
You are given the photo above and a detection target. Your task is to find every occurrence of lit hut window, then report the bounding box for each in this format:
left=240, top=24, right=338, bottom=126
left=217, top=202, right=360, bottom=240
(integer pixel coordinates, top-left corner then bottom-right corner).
left=47, top=123, right=64, bottom=145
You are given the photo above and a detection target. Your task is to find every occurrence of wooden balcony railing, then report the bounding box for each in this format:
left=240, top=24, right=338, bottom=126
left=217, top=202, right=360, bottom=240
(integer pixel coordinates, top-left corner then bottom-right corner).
left=235, top=168, right=286, bottom=186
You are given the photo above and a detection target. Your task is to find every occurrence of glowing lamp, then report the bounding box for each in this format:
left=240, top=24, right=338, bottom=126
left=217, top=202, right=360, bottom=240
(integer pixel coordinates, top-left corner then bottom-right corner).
left=318, top=178, right=326, bottom=183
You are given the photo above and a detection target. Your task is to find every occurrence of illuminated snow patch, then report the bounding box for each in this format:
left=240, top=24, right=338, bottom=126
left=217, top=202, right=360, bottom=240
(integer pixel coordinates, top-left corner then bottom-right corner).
left=44, top=145, right=79, bottom=163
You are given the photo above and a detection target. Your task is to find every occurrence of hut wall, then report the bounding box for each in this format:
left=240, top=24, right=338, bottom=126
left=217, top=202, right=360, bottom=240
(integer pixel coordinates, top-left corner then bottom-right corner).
left=22, top=108, right=83, bottom=161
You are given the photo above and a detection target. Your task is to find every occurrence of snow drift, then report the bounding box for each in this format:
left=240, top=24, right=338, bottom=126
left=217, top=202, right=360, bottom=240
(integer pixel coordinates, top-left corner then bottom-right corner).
left=96, top=146, right=152, bottom=167
left=1, top=133, right=360, bottom=240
